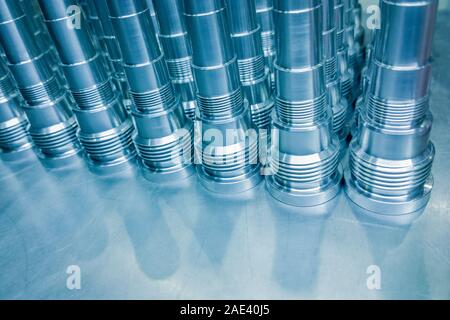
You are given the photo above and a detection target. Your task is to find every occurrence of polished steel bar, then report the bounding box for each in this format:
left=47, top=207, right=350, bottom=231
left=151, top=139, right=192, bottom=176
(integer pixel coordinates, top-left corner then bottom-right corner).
left=255, top=0, right=276, bottom=90
left=0, top=57, right=33, bottom=160
left=38, top=0, right=137, bottom=173
left=345, top=0, right=437, bottom=225
left=322, top=0, right=350, bottom=155
left=226, top=0, right=274, bottom=131
left=152, top=0, right=197, bottom=120
left=184, top=0, right=262, bottom=193
left=94, top=0, right=132, bottom=111
left=0, top=0, right=82, bottom=165
left=266, top=0, right=342, bottom=208
left=335, top=0, right=354, bottom=112
left=108, top=0, right=195, bottom=181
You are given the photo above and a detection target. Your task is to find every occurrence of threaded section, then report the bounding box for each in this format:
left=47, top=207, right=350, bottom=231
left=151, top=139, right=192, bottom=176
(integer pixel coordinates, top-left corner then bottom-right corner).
left=333, top=105, right=348, bottom=135
left=130, top=83, right=176, bottom=113
left=336, top=30, right=344, bottom=50
left=136, top=126, right=193, bottom=168
left=341, top=76, right=353, bottom=102
left=325, top=57, right=338, bottom=84
left=197, top=88, right=244, bottom=119
left=20, top=76, right=61, bottom=105
left=182, top=103, right=196, bottom=120
left=71, top=80, right=116, bottom=108
left=271, top=148, right=340, bottom=184
left=80, top=121, right=135, bottom=161
left=261, top=31, right=275, bottom=54
left=366, top=95, right=428, bottom=126
left=0, top=117, right=30, bottom=151
left=30, top=120, right=79, bottom=155
left=250, top=101, right=274, bottom=129
left=0, top=74, right=16, bottom=99
left=202, top=137, right=258, bottom=173
left=276, top=93, right=327, bottom=123
left=166, top=57, right=194, bottom=80
left=350, top=145, right=434, bottom=198
left=237, top=55, right=265, bottom=83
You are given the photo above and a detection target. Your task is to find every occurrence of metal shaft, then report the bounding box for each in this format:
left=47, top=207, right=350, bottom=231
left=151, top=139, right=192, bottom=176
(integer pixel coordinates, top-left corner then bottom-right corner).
left=266, top=0, right=342, bottom=207
left=335, top=0, right=354, bottom=109
left=145, top=0, right=162, bottom=50
left=0, top=0, right=82, bottom=164
left=345, top=0, right=437, bottom=224
left=226, top=0, right=274, bottom=133
left=152, top=0, right=197, bottom=120
left=108, top=0, right=194, bottom=181
left=93, top=0, right=132, bottom=111
left=344, top=0, right=362, bottom=99
left=184, top=0, right=262, bottom=193
left=0, top=57, right=32, bottom=159
left=255, top=0, right=276, bottom=90
left=322, top=0, right=350, bottom=155
left=38, top=0, right=137, bottom=173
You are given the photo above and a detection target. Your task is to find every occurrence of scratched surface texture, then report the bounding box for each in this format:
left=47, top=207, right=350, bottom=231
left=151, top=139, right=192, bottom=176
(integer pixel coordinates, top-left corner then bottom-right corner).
left=0, top=12, right=449, bottom=300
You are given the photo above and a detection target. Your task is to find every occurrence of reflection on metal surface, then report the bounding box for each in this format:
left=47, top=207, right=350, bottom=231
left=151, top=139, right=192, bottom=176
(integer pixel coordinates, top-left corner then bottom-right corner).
left=184, top=0, right=262, bottom=193
left=153, top=0, right=197, bottom=120
left=345, top=0, right=437, bottom=225
left=39, top=0, right=137, bottom=174
left=0, top=0, right=82, bottom=166
left=109, top=0, right=195, bottom=182
left=266, top=0, right=342, bottom=208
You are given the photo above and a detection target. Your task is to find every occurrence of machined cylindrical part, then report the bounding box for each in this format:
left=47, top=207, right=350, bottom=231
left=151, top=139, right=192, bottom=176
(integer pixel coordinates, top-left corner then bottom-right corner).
left=0, top=0, right=81, bottom=163
left=344, top=0, right=363, bottom=98
left=152, top=0, right=197, bottom=120
left=345, top=0, right=437, bottom=224
left=184, top=0, right=262, bottom=193
left=0, top=57, right=33, bottom=159
left=256, top=0, right=276, bottom=90
left=109, top=0, right=194, bottom=181
left=266, top=0, right=342, bottom=207
left=146, top=0, right=162, bottom=50
left=38, top=0, right=137, bottom=173
left=335, top=0, right=354, bottom=110
left=322, top=0, right=350, bottom=152
left=94, top=0, right=132, bottom=111
left=226, top=0, right=274, bottom=130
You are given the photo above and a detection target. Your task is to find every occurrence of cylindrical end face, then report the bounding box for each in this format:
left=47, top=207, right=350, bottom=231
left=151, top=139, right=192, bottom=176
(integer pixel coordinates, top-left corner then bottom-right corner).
left=374, top=0, right=438, bottom=67
left=226, top=0, right=258, bottom=34
left=183, top=0, right=234, bottom=68
left=274, top=0, right=323, bottom=69
left=153, top=0, right=186, bottom=36
left=108, top=0, right=161, bottom=66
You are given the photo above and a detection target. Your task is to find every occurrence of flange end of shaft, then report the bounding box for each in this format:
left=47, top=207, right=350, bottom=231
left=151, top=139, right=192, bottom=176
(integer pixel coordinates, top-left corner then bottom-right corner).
left=344, top=170, right=433, bottom=226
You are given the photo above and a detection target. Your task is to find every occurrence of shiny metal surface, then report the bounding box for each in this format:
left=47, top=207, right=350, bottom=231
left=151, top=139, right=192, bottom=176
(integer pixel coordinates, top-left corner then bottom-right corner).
left=0, top=0, right=82, bottom=165
left=335, top=0, right=355, bottom=111
left=184, top=0, right=262, bottom=193
left=152, top=0, right=197, bottom=120
left=322, top=0, right=351, bottom=154
left=38, top=0, right=136, bottom=174
left=345, top=0, right=438, bottom=225
left=255, top=0, right=276, bottom=90
left=108, top=0, right=194, bottom=182
left=266, top=0, right=342, bottom=208
left=344, top=0, right=363, bottom=98
left=94, top=0, right=132, bottom=112
left=0, top=58, right=32, bottom=160
left=226, top=0, right=274, bottom=132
